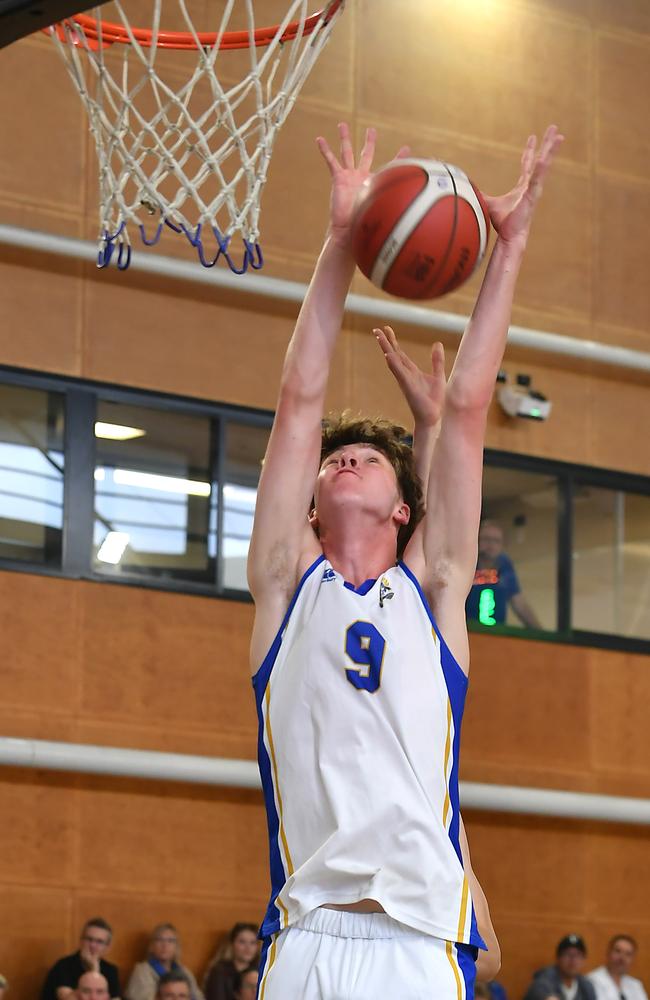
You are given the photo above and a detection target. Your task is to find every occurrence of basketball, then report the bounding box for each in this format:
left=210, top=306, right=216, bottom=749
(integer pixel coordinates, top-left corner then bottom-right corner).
left=351, top=158, right=491, bottom=300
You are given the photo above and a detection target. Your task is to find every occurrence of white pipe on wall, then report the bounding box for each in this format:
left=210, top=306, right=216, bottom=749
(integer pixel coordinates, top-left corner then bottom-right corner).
left=1, top=224, right=650, bottom=374
left=1, top=736, right=649, bottom=825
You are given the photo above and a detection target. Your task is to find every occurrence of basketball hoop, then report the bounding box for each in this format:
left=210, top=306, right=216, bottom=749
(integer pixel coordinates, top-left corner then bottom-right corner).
left=46, top=1, right=345, bottom=272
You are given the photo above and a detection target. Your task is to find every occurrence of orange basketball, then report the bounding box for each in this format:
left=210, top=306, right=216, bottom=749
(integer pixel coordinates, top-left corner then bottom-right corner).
left=351, top=159, right=491, bottom=300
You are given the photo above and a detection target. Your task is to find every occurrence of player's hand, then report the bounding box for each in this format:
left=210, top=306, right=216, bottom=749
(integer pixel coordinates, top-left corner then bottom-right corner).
left=374, top=326, right=446, bottom=428
left=481, top=124, right=564, bottom=246
left=316, top=123, right=409, bottom=248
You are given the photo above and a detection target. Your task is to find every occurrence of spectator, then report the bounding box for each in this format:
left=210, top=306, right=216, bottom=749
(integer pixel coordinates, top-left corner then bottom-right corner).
left=125, top=924, right=204, bottom=1000
left=523, top=934, right=596, bottom=1000
left=232, top=968, right=258, bottom=1000
left=41, top=918, right=121, bottom=1000
left=76, top=972, right=109, bottom=1000
left=588, top=935, right=649, bottom=1000
left=466, top=519, right=542, bottom=629
left=203, top=924, right=259, bottom=1000
left=0, top=973, right=7, bottom=998
left=156, top=973, right=192, bottom=1000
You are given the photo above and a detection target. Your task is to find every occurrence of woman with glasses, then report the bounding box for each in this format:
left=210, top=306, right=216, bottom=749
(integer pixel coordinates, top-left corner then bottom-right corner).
left=125, top=924, right=204, bottom=1000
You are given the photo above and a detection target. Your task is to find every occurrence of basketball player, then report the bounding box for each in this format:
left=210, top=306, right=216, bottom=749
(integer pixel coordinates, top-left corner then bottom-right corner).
left=248, top=122, right=563, bottom=999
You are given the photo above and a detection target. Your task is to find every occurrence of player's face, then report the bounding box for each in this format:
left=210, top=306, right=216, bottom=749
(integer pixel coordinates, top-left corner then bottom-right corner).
left=607, top=939, right=635, bottom=976
left=315, top=444, right=406, bottom=527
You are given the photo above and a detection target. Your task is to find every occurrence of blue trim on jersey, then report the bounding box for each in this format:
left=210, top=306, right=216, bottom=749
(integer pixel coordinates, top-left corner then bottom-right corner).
left=456, top=942, right=478, bottom=999
left=254, top=682, right=287, bottom=939
left=343, top=576, right=377, bottom=595
left=256, top=936, right=272, bottom=998
left=398, top=561, right=468, bottom=698
left=398, top=560, right=487, bottom=952
left=252, top=554, right=325, bottom=940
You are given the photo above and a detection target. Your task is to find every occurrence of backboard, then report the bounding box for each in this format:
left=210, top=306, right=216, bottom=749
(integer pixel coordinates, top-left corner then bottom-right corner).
left=0, top=2, right=104, bottom=49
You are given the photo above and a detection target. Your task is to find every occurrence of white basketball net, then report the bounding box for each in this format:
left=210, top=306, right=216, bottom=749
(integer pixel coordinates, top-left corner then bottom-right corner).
left=47, top=1, right=344, bottom=271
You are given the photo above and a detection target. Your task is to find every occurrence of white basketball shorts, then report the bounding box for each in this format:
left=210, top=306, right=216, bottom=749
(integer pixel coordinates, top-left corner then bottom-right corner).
left=256, top=907, right=477, bottom=1000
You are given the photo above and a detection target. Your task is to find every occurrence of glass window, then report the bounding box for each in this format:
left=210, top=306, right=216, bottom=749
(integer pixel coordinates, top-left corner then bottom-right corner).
left=93, top=400, right=216, bottom=582
left=468, top=466, right=558, bottom=632
left=0, top=384, right=65, bottom=565
left=572, top=485, right=650, bottom=640
left=221, top=421, right=269, bottom=592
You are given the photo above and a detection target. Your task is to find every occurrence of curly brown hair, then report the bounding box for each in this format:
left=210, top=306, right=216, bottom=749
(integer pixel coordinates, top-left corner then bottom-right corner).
left=320, top=412, right=424, bottom=558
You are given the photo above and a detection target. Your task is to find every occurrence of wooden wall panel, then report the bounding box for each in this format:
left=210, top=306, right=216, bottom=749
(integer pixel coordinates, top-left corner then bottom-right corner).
left=358, top=0, right=592, bottom=160
left=0, top=886, right=73, bottom=1000
left=0, top=38, right=87, bottom=219
left=595, top=175, right=650, bottom=334
left=1, top=1, right=650, bottom=998
left=597, top=33, right=650, bottom=179
left=0, top=573, right=82, bottom=716
left=0, top=251, right=84, bottom=374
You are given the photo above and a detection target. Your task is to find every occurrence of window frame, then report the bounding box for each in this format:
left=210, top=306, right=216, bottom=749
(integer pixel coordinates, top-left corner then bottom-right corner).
left=0, top=365, right=648, bottom=654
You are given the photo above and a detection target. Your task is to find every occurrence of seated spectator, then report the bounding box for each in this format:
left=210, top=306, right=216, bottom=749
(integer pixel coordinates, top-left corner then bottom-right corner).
left=125, top=924, right=203, bottom=1000
left=156, top=973, right=192, bottom=1000
left=232, top=968, right=258, bottom=1000
left=523, top=934, right=596, bottom=1000
left=76, top=972, right=109, bottom=1000
left=466, top=519, right=541, bottom=629
left=588, top=935, right=649, bottom=1000
left=203, top=924, right=259, bottom=1000
left=41, top=918, right=121, bottom=1000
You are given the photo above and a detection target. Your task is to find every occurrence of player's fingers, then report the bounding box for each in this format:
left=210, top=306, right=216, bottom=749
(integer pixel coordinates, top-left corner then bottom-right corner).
left=358, top=127, right=377, bottom=173
left=393, top=144, right=411, bottom=161
left=431, top=342, right=446, bottom=380
left=374, top=327, right=394, bottom=355
left=316, top=136, right=340, bottom=175
left=338, top=121, right=355, bottom=170
left=383, top=325, right=400, bottom=351
left=518, top=134, right=537, bottom=186
left=528, top=128, right=563, bottom=198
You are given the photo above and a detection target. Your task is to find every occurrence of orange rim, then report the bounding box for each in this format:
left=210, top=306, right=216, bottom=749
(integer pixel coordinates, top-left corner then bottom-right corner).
left=50, top=1, right=344, bottom=50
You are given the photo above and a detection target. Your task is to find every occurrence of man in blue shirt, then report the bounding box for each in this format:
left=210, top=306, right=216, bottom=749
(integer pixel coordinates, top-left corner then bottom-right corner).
left=466, top=520, right=541, bottom=628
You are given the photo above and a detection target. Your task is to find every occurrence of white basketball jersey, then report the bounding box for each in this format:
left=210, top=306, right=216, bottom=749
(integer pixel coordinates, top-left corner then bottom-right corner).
left=253, top=556, right=485, bottom=949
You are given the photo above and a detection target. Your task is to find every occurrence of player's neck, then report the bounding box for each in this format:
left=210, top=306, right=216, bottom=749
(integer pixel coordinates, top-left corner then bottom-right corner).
left=320, top=518, right=398, bottom=587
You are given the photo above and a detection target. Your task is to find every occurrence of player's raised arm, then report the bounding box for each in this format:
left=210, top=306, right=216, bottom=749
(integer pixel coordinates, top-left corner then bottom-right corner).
left=248, top=125, right=398, bottom=664
left=418, top=125, right=564, bottom=671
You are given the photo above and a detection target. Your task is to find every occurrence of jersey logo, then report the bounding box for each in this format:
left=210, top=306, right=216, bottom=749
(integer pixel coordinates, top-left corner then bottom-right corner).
left=379, top=577, right=394, bottom=608
left=321, top=567, right=336, bottom=583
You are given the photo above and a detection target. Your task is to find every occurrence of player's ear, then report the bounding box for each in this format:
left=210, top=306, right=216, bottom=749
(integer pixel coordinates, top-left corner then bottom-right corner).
left=395, top=502, right=410, bottom=526
left=308, top=507, right=319, bottom=530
